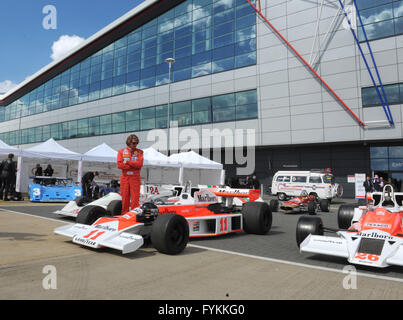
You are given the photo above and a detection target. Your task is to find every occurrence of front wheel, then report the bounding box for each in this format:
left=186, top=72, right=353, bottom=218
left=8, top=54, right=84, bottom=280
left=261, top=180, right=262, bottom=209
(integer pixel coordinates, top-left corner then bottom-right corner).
left=337, top=204, right=357, bottom=230
left=242, top=202, right=272, bottom=235
left=151, top=214, right=189, bottom=255
left=106, top=200, right=122, bottom=216
left=296, top=216, right=323, bottom=247
left=278, top=193, right=286, bottom=201
left=76, top=205, right=109, bottom=225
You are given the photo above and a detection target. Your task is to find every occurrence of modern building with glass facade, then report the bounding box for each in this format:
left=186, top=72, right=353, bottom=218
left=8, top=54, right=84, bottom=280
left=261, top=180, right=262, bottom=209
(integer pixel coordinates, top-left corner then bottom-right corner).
left=1, top=0, right=403, bottom=196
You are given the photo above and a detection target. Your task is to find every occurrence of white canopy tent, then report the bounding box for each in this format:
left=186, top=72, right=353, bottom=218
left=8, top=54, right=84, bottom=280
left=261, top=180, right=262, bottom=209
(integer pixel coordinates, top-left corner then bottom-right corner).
left=16, top=138, right=82, bottom=192
left=77, top=145, right=182, bottom=186
left=0, top=140, right=22, bottom=156
left=168, top=151, right=225, bottom=186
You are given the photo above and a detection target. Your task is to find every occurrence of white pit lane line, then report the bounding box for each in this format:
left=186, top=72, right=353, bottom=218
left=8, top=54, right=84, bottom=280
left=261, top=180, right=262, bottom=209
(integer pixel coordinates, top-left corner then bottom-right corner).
left=3, top=208, right=403, bottom=284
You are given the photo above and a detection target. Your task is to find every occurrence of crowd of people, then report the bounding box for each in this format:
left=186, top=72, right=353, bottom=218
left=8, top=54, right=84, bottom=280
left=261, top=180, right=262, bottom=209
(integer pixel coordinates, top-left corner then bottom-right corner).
left=363, top=174, right=398, bottom=193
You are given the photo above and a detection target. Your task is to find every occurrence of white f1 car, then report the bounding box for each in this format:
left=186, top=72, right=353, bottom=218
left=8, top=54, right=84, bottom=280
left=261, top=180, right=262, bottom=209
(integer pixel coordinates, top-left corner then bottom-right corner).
left=297, top=185, right=403, bottom=268
left=54, top=186, right=271, bottom=254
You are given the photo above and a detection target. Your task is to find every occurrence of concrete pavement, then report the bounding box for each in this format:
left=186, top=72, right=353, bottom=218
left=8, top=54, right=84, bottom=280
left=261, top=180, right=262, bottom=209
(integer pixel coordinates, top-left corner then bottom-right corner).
left=1, top=210, right=403, bottom=300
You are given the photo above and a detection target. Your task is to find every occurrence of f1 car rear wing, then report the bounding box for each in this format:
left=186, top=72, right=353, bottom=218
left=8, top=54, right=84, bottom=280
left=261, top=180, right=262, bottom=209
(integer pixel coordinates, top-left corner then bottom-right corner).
left=208, top=187, right=261, bottom=202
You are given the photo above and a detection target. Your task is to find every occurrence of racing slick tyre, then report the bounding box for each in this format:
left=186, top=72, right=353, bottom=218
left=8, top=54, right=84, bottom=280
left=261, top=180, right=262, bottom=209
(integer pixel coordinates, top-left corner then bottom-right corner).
left=74, top=196, right=90, bottom=207
left=319, top=199, right=330, bottom=212
left=269, top=199, right=279, bottom=212
left=277, top=193, right=286, bottom=201
left=106, top=200, right=122, bottom=216
left=296, top=216, right=324, bottom=247
left=76, top=205, right=110, bottom=225
left=307, top=201, right=316, bottom=215
left=242, top=202, right=272, bottom=235
left=337, top=204, right=358, bottom=230
left=151, top=214, right=189, bottom=255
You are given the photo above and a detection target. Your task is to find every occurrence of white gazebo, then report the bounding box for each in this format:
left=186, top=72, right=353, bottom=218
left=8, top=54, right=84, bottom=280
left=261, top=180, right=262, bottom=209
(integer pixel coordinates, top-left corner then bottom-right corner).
left=168, top=151, right=225, bottom=186
left=17, top=138, right=82, bottom=192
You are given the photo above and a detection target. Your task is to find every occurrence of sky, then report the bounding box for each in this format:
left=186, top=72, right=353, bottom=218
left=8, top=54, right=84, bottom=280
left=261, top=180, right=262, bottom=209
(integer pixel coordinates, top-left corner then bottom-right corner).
left=0, top=0, right=145, bottom=95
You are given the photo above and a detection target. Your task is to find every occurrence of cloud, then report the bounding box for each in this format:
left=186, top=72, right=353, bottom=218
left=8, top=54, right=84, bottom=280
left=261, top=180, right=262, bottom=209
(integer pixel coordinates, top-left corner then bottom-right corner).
left=0, top=80, right=18, bottom=96
left=51, top=35, right=85, bottom=61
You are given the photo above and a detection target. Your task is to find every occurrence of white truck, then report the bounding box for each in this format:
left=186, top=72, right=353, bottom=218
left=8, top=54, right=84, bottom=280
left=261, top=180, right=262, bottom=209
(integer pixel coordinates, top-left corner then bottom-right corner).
left=271, top=170, right=343, bottom=201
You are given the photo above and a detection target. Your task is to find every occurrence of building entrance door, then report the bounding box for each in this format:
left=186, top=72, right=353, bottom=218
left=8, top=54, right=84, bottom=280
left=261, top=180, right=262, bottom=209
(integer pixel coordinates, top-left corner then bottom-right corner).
left=391, top=172, right=403, bottom=192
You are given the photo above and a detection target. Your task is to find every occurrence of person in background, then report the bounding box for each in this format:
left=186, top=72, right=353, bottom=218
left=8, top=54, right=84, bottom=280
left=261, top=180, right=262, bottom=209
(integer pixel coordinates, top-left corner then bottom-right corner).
left=34, top=164, right=43, bottom=176
left=117, top=134, right=143, bottom=214
left=0, top=153, right=16, bottom=201
left=44, top=164, right=54, bottom=177
left=34, top=164, right=43, bottom=184
left=251, top=174, right=260, bottom=190
left=379, top=176, right=385, bottom=191
left=363, top=175, right=373, bottom=193
left=81, top=171, right=99, bottom=200
left=372, top=175, right=380, bottom=192
left=387, top=177, right=396, bottom=190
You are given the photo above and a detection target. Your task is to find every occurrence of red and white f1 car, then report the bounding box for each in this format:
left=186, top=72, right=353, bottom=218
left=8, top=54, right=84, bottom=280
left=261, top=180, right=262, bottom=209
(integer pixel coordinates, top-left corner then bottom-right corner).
left=269, top=191, right=329, bottom=214
left=297, top=185, right=403, bottom=268
left=54, top=187, right=272, bottom=254
left=53, top=184, right=263, bottom=219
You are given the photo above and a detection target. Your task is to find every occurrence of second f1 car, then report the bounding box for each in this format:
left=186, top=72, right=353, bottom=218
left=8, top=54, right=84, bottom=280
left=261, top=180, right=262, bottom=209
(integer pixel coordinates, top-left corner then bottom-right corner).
left=269, top=191, right=329, bottom=214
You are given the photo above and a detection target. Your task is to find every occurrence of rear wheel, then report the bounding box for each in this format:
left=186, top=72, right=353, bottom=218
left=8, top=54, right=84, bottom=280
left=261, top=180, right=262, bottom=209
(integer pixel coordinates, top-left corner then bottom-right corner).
left=151, top=214, right=189, bottom=255
left=337, top=204, right=357, bottom=229
left=296, top=216, right=324, bottom=247
left=307, top=201, right=316, bottom=215
left=76, top=205, right=109, bottom=225
left=269, top=199, right=279, bottom=212
left=74, top=196, right=90, bottom=207
left=319, top=199, right=329, bottom=212
left=106, top=200, right=122, bottom=216
left=242, top=202, right=272, bottom=235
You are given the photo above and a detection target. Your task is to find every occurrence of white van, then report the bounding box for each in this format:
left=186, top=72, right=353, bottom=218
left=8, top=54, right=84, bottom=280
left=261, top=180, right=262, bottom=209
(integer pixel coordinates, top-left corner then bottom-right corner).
left=271, top=170, right=343, bottom=201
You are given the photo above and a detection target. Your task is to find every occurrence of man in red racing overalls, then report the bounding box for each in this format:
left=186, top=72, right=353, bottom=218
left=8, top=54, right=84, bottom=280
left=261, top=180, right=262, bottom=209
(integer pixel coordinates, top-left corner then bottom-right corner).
left=117, top=134, right=144, bottom=214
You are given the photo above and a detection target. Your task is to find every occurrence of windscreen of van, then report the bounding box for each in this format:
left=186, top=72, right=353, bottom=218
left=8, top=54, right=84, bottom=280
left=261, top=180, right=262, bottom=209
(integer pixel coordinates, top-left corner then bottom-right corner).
left=309, top=176, right=322, bottom=183
left=277, top=176, right=291, bottom=182
left=323, top=174, right=335, bottom=184
left=292, top=176, right=307, bottom=183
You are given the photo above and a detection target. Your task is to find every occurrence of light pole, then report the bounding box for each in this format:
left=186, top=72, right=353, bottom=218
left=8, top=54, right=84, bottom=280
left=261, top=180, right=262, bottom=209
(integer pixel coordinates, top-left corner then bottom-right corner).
left=165, top=57, right=175, bottom=156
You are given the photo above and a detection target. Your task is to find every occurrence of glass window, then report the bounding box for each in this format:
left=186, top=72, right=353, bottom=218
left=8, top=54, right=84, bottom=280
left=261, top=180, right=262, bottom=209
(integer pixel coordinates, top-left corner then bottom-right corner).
left=212, top=56, right=234, bottom=73
left=277, top=176, right=291, bottom=182
left=173, top=101, right=191, bottom=115
left=371, top=158, right=389, bottom=171
left=236, top=103, right=257, bottom=120
left=214, top=8, right=235, bottom=25
left=389, top=146, right=403, bottom=158
left=213, top=107, right=236, bottom=122
left=236, top=90, right=257, bottom=105
left=292, top=176, right=307, bottom=183
left=235, top=51, right=256, bottom=68
left=389, top=158, right=403, bottom=171
left=126, top=120, right=140, bottom=131
left=141, top=118, right=155, bottom=130
left=309, top=176, right=322, bottom=183
left=212, top=93, right=235, bottom=109
left=140, top=107, right=155, bottom=120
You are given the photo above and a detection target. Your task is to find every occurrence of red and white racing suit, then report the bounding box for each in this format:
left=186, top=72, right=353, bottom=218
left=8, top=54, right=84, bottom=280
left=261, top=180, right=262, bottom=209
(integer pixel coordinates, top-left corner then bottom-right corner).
left=117, top=147, right=144, bottom=214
